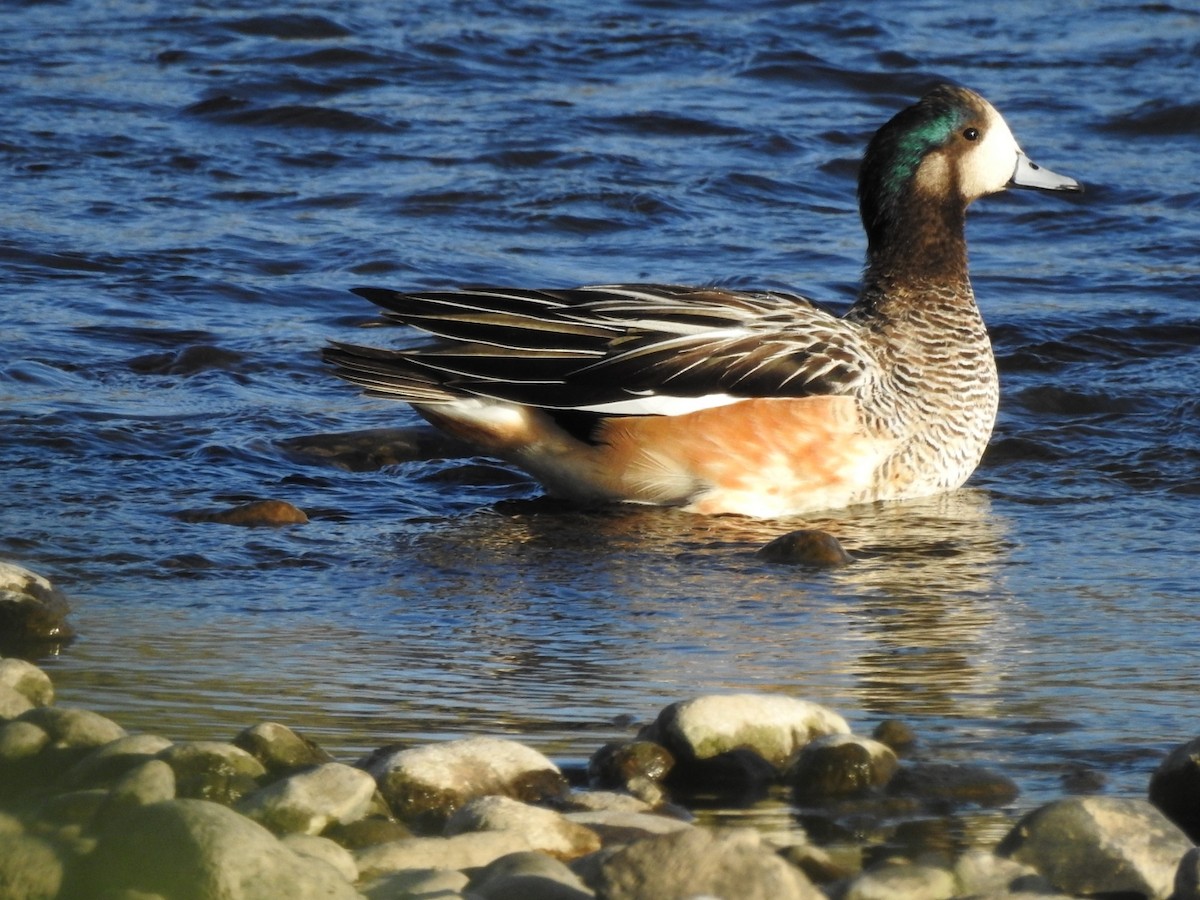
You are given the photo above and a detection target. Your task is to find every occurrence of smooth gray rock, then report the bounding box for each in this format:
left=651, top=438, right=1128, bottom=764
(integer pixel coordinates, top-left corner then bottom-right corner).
left=97, top=759, right=177, bottom=824
left=233, top=721, right=334, bottom=777
left=18, top=705, right=126, bottom=750
left=445, top=795, right=600, bottom=860
left=952, top=850, right=1050, bottom=897
left=0, top=720, right=49, bottom=761
left=0, top=831, right=65, bottom=900
left=998, top=795, right=1193, bottom=899
left=471, top=850, right=594, bottom=899
left=62, top=733, right=174, bottom=788
left=281, top=833, right=359, bottom=884
left=841, top=861, right=956, bottom=900
left=156, top=740, right=266, bottom=804
left=239, top=761, right=377, bottom=835
left=355, top=831, right=534, bottom=881
left=0, top=683, right=34, bottom=720
left=593, top=826, right=823, bottom=900
left=359, top=866, right=470, bottom=900
left=362, top=736, right=567, bottom=832
left=0, top=658, right=53, bottom=707
left=588, top=741, right=674, bottom=789
left=639, top=694, right=849, bottom=771
left=80, top=798, right=362, bottom=899
left=562, top=809, right=692, bottom=845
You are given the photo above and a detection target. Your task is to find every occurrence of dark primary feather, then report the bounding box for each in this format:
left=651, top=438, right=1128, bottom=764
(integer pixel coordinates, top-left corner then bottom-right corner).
left=327, top=284, right=880, bottom=411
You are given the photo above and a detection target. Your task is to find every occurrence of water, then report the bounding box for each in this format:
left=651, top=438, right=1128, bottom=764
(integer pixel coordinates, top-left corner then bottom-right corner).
left=2, top=0, right=1198, bottom=824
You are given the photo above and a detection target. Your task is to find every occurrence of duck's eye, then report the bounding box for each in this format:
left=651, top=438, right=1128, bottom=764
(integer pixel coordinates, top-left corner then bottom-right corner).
left=963, top=127, right=980, bottom=142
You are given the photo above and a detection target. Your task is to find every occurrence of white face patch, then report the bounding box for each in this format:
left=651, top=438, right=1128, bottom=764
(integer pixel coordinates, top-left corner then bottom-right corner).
left=959, top=101, right=1021, bottom=199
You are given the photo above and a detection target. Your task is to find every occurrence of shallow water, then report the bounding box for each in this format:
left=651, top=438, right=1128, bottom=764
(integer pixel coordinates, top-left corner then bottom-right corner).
left=2, top=0, right=1199, bottom=825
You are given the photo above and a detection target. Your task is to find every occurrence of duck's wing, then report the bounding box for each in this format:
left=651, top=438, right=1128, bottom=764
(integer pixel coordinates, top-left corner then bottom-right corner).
left=325, top=284, right=879, bottom=415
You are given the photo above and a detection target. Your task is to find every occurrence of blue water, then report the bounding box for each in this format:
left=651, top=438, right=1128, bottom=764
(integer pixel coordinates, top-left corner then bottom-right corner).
left=2, top=0, right=1199, bottom=825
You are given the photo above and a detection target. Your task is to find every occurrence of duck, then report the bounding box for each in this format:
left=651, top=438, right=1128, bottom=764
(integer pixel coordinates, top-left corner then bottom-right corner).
left=325, top=85, right=1081, bottom=518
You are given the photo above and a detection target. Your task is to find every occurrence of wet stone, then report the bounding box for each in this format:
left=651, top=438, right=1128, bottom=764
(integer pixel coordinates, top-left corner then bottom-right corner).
left=587, top=740, right=674, bottom=789
left=0, top=658, right=54, bottom=708
left=237, top=761, right=377, bottom=836
left=0, top=562, right=75, bottom=652
left=1149, top=734, right=1200, bottom=841
left=355, top=830, right=535, bottom=880
left=471, top=850, right=594, bottom=900
left=563, top=808, right=693, bottom=845
left=790, top=733, right=899, bottom=803
left=362, top=736, right=567, bottom=833
left=233, top=721, right=334, bottom=778
left=871, top=719, right=917, bottom=754
left=444, top=795, right=600, bottom=860
left=997, top=795, right=1193, bottom=900
left=841, top=861, right=957, bottom=900
left=156, top=740, right=266, bottom=805
left=639, top=693, right=850, bottom=773
left=323, top=815, right=412, bottom=849
left=887, top=761, right=1019, bottom=810
left=757, top=529, right=853, bottom=567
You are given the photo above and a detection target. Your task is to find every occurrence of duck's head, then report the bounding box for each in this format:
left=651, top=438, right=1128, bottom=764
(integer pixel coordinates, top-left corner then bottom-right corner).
left=858, top=85, right=1080, bottom=259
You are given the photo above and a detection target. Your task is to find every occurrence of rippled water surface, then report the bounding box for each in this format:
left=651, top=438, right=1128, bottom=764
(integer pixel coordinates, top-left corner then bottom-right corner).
left=3, top=0, right=1199, bottom=820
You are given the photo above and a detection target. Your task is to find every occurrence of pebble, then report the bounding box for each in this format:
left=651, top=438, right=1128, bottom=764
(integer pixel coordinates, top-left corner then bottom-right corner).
left=3, top=659, right=1199, bottom=900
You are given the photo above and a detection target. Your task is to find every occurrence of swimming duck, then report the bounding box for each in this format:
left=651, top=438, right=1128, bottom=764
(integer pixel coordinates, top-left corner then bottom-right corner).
left=325, top=85, right=1080, bottom=518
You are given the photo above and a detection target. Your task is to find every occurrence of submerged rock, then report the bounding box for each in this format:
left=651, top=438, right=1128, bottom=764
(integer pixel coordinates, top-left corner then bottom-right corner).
left=234, top=721, right=335, bottom=778
left=888, top=761, right=1019, bottom=810
left=997, top=795, right=1192, bottom=899
left=0, top=562, right=75, bottom=652
left=178, top=498, right=309, bottom=527
left=362, top=736, right=568, bottom=833
left=757, top=529, right=853, bottom=567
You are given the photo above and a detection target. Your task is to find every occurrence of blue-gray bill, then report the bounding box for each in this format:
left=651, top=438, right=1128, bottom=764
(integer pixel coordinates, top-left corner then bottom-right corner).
left=1011, top=152, right=1082, bottom=192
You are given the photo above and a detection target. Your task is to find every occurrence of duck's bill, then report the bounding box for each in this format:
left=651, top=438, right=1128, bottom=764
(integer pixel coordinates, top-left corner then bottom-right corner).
left=1011, top=152, right=1083, bottom=192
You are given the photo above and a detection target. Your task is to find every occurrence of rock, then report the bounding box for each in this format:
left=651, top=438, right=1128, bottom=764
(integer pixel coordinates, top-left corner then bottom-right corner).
left=233, top=721, right=334, bottom=777
left=97, top=759, right=177, bottom=823
left=639, top=694, right=849, bottom=772
left=841, top=861, right=956, bottom=900
left=0, top=720, right=49, bottom=762
left=281, top=833, right=359, bottom=883
left=1150, top=735, right=1200, bottom=841
left=888, top=761, right=1019, bottom=810
left=790, top=734, right=899, bottom=802
left=179, top=498, right=309, bottom=527
left=238, top=762, right=377, bottom=835
left=278, top=426, right=473, bottom=472
left=62, top=733, right=174, bottom=789
left=562, top=790, right=652, bottom=814
left=362, top=736, right=567, bottom=832
left=871, top=719, right=917, bottom=753
left=471, top=850, right=594, bottom=900
left=593, top=826, right=823, bottom=900
left=0, top=831, right=65, bottom=900
left=588, top=741, right=674, bottom=790
left=563, top=809, right=693, bottom=845
left=757, top=530, right=853, bottom=566
left=18, top=705, right=126, bottom=750
left=78, top=798, right=361, bottom=899
left=323, top=816, right=413, bottom=849
left=997, top=795, right=1193, bottom=899
left=156, top=740, right=266, bottom=804
left=953, top=849, right=1050, bottom=897
left=355, top=831, right=534, bottom=880
left=0, top=561, right=75, bottom=651
left=360, top=866, right=471, bottom=899
left=1175, top=846, right=1200, bottom=900
left=445, top=795, right=600, bottom=860
left=0, top=683, right=34, bottom=720
left=0, top=658, right=54, bottom=707
left=777, top=842, right=854, bottom=884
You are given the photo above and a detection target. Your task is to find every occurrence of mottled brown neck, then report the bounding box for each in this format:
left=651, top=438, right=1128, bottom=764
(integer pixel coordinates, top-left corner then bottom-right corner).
left=856, top=191, right=973, bottom=315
